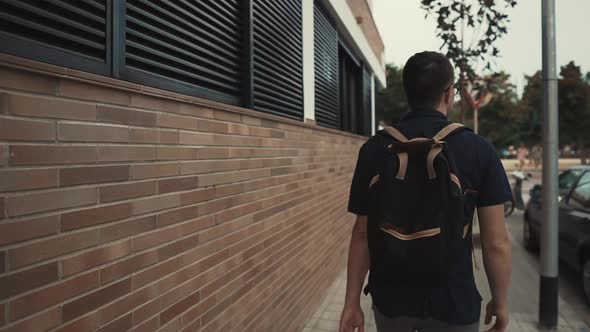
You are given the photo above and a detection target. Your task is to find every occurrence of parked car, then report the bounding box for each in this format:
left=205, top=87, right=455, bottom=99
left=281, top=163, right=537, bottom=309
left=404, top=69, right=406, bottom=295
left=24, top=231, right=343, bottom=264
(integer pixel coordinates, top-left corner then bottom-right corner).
left=523, top=166, right=590, bottom=303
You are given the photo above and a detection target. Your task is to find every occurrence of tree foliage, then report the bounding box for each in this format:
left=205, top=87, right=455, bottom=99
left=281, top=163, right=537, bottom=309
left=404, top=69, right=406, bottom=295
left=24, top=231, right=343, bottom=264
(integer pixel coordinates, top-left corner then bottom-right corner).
left=378, top=64, right=410, bottom=125
left=421, top=0, right=517, bottom=80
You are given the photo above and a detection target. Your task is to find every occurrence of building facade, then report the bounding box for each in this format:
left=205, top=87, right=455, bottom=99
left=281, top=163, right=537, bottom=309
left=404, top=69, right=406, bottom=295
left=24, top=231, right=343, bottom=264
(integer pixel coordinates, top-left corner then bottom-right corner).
left=0, top=1, right=385, bottom=331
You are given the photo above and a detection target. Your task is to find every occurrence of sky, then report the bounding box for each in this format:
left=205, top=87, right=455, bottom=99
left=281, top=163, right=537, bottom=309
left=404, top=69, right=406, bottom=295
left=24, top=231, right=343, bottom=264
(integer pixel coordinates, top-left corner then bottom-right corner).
left=372, top=0, right=590, bottom=95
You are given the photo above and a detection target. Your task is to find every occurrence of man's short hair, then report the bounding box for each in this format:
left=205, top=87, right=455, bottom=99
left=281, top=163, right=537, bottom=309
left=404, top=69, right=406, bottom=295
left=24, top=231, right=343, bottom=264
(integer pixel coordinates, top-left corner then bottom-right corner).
left=402, top=51, right=455, bottom=110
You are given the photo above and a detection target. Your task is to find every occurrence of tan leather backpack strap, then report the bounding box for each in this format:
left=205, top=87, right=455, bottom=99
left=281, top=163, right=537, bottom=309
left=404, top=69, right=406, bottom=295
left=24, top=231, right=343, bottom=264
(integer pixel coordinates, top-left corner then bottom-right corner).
left=433, top=123, right=464, bottom=141
left=383, top=126, right=409, bottom=142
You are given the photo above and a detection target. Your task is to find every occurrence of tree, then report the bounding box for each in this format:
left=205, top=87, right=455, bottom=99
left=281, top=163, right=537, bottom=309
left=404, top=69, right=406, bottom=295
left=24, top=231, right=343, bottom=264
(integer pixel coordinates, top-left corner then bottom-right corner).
left=378, top=64, right=410, bottom=126
left=477, top=72, right=521, bottom=148
left=421, top=0, right=518, bottom=122
left=558, top=61, right=590, bottom=152
left=517, top=71, right=543, bottom=145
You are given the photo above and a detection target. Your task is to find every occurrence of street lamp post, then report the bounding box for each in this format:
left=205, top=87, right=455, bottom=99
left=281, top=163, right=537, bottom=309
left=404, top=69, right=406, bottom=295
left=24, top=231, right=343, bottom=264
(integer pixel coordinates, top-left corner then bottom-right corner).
left=539, top=0, right=559, bottom=329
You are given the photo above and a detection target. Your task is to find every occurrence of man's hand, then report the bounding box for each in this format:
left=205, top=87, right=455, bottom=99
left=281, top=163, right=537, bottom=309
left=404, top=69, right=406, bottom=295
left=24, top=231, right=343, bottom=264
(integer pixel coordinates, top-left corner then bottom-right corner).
left=339, top=304, right=364, bottom=332
left=484, top=300, right=509, bottom=332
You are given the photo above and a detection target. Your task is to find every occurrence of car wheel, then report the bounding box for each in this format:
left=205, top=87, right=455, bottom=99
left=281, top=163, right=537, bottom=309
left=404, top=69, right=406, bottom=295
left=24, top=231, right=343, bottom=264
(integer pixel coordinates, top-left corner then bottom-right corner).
left=523, top=218, right=538, bottom=252
left=582, top=258, right=590, bottom=305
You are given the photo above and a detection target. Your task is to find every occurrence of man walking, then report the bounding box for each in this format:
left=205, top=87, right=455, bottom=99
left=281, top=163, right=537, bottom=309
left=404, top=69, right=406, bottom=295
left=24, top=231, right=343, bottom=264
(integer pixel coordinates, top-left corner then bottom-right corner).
left=340, top=52, right=512, bottom=332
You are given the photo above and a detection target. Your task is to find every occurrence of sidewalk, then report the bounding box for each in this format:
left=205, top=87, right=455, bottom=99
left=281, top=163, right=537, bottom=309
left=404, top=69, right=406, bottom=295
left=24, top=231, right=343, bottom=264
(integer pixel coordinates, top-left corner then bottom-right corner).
left=302, top=213, right=590, bottom=332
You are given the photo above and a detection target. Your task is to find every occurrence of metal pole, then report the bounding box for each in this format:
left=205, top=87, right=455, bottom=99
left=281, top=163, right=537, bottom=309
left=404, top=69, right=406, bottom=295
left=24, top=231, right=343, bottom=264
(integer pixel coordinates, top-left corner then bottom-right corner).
left=474, top=108, right=479, bottom=134
left=539, top=0, right=559, bottom=329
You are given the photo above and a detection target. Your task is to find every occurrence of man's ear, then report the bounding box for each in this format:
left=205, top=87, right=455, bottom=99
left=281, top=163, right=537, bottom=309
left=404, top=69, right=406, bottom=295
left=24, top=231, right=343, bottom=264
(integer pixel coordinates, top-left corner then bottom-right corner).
left=442, top=89, right=453, bottom=105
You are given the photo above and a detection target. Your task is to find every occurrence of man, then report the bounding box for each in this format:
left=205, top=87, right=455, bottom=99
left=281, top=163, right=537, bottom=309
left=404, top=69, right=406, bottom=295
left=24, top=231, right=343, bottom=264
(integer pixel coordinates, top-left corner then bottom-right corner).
left=340, top=52, right=512, bottom=332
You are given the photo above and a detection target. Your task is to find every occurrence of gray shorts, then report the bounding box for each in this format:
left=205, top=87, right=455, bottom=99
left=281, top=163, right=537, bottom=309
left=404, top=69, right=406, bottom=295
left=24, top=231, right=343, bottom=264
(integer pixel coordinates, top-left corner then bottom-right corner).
left=373, top=308, right=480, bottom=332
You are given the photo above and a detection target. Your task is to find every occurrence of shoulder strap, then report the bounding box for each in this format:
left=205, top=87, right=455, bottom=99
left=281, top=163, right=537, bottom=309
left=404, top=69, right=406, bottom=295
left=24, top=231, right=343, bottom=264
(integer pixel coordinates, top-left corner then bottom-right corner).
left=382, top=126, right=408, bottom=142
left=433, top=123, right=465, bottom=141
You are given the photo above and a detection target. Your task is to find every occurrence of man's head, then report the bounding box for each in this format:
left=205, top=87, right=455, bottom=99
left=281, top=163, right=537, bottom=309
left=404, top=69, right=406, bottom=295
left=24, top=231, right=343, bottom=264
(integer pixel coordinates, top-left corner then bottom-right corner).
left=402, top=51, right=456, bottom=114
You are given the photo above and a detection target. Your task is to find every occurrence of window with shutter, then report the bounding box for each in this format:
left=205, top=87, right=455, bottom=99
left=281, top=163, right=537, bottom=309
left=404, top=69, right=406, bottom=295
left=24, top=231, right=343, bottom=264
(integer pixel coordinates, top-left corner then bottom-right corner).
left=0, top=0, right=109, bottom=75
left=313, top=1, right=339, bottom=129
left=123, top=0, right=244, bottom=105
left=251, top=0, right=303, bottom=120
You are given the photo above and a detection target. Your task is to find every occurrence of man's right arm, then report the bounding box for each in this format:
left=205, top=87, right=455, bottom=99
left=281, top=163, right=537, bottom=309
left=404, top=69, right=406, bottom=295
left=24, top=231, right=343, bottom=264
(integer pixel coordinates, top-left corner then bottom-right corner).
left=478, top=204, right=512, bottom=332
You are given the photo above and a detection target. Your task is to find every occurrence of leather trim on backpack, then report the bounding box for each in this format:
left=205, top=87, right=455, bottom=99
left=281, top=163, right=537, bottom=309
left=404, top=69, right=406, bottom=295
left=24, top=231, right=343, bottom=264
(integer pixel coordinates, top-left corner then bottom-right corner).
left=450, top=173, right=462, bottom=191
left=433, top=123, right=465, bottom=141
left=380, top=226, right=441, bottom=241
left=369, top=174, right=380, bottom=189
left=383, top=126, right=408, bottom=142
left=396, top=152, right=408, bottom=180
left=426, top=144, right=443, bottom=179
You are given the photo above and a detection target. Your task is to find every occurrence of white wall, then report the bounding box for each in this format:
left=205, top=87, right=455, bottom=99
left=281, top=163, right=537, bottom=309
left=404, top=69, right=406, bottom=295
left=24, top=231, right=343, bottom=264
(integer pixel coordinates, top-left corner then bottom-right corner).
left=302, top=0, right=315, bottom=122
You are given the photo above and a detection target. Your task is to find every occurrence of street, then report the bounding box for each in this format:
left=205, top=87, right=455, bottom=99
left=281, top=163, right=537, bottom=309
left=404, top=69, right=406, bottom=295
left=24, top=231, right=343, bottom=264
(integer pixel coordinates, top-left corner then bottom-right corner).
left=303, top=173, right=590, bottom=332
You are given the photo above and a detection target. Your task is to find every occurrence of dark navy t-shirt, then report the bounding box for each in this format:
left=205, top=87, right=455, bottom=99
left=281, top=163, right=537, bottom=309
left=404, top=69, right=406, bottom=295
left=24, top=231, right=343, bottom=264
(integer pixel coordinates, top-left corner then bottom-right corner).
left=348, top=110, right=512, bottom=324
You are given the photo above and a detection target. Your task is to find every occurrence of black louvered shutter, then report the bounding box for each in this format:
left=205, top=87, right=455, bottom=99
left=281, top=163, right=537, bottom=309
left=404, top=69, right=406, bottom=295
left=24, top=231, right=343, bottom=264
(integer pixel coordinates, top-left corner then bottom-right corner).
left=251, top=0, right=303, bottom=120
left=124, top=0, right=243, bottom=105
left=313, top=2, right=339, bottom=129
left=0, top=0, right=109, bottom=75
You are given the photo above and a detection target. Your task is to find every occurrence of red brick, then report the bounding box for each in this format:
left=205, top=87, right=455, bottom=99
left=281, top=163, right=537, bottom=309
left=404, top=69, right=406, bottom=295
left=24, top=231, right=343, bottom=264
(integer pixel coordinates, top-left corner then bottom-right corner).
left=8, top=229, right=100, bottom=269
left=62, top=277, right=132, bottom=322
left=97, top=105, right=157, bottom=126
left=130, top=94, right=180, bottom=113
left=180, top=160, right=240, bottom=175
left=129, top=163, right=178, bottom=180
left=0, top=303, right=4, bottom=326
left=98, top=145, right=156, bottom=162
left=95, top=313, right=132, bottom=332
left=61, top=202, right=133, bottom=231
left=158, top=113, right=198, bottom=130
left=159, top=317, right=181, bottom=332
left=5, top=187, right=97, bottom=217
left=214, top=110, right=241, bottom=123
left=0, top=169, right=58, bottom=192
left=157, top=205, right=200, bottom=227
left=53, top=312, right=101, bottom=332
left=156, top=233, right=201, bottom=262
left=178, top=103, right=215, bottom=118
left=60, top=165, right=129, bottom=186
left=62, top=240, right=132, bottom=277
left=99, top=251, right=158, bottom=285
left=157, top=146, right=198, bottom=160
left=99, top=283, right=158, bottom=324
left=131, top=256, right=182, bottom=290
left=2, top=307, right=61, bottom=332
left=179, top=187, right=215, bottom=205
left=198, top=169, right=270, bottom=187
left=58, top=122, right=129, bottom=142
left=0, top=94, right=96, bottom=120
left=8, top=145, right=97, bottom=165
left=97, top=214, right=155, bottom=242
left=178, top=131, right=216, bottom=145
left=9, top=271, right=99, bottom=321
left=196, top=119, right=229, bottom=133
left=0, top=117, right=56, bottom=141
left=129, top=316, right=159, bottom=332
left=130, top=127, right=179, bottom=144
left=0, top=67, right=58, bottom=95
left=195, top=147, right=231, bottom=159
left=241, top=115, right=262, bottom=126
left=158, top=176, right=199, bottom=194
left=99, top=181, right=156, bottom=203
left=132, top=194, right=180, bottom=215
left=0, top=215, right=60, bottom=246
left=0, top=262, right=58, bottom=300
left=58, top=79, right=130, bottom=105
left=0, top=144, right=7, bottom=166
left=160, top=292, right=200, bottom=325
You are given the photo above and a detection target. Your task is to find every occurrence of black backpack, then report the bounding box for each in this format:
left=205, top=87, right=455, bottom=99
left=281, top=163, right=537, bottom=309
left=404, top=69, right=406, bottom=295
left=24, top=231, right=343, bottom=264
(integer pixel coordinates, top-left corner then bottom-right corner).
left=366, top=123, right=471, bottom=288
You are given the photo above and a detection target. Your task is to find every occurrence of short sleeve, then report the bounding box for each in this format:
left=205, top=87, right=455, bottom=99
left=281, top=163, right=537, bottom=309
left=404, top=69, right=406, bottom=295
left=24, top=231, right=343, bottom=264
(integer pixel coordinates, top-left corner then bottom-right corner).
left=476, top=140, right=512, bottom=207
left=348, top=143, right=376, bottom=216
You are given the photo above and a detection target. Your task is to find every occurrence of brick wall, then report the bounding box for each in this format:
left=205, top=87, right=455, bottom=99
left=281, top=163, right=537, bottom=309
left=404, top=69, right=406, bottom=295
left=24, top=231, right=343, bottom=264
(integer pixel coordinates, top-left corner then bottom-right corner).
left=0, top=55, right=365, bottom=332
